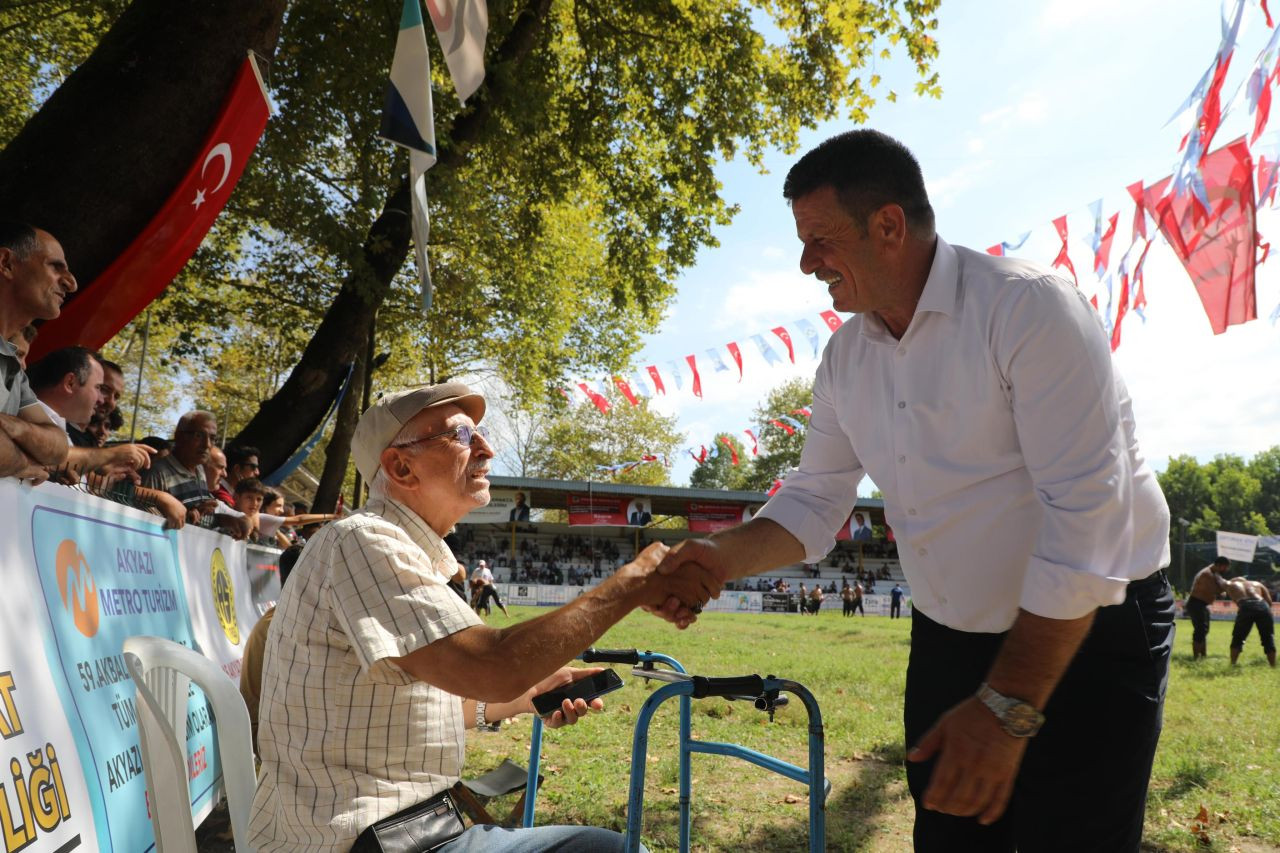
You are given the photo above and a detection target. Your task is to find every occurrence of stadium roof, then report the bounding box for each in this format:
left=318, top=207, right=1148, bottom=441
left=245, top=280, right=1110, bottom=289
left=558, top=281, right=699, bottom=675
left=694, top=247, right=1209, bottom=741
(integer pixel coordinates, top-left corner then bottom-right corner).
left=487, top=474, right=886, bottom=520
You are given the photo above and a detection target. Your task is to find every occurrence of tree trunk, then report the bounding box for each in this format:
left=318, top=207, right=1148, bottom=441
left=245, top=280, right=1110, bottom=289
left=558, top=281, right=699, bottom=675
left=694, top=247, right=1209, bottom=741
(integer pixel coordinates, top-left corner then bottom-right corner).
left=231, top=176, right=411, bottom=470
left=231, top=0, right=555, bottom=474
left=0, top=0, right=288, bottom=285
left=311, top=331, right=369, bottom=514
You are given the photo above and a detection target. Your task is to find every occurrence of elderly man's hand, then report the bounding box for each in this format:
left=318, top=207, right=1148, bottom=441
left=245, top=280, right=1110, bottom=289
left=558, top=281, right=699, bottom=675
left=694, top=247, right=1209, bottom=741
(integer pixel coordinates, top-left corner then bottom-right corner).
left=152, top=492, right=187, bottom=530
left=617, top=541, right=723, bottom=628
left=521, top=666, right=607, bottom=729
left=645, top=539, right=729, bottom=628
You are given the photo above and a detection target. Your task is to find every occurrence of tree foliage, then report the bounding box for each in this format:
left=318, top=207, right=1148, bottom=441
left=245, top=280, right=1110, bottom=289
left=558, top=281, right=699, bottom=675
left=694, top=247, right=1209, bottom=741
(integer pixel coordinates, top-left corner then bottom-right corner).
left=3, top=0, right=942, bottom=505
left=689, top=432, right=752, bottom=490
left=1158, top=449, right=1278, bottom=548
left=526, top=391, right=684, bottom=486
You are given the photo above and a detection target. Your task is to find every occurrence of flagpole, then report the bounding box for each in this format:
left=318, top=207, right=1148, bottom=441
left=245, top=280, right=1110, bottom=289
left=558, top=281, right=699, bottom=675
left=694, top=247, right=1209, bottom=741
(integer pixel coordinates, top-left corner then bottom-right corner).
left=128, top=307, right=151, bottom=441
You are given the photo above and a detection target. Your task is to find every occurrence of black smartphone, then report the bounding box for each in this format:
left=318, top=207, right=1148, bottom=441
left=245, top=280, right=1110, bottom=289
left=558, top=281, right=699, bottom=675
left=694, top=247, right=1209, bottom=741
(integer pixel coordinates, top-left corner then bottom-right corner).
left=531, top=669, right=624, bottom=716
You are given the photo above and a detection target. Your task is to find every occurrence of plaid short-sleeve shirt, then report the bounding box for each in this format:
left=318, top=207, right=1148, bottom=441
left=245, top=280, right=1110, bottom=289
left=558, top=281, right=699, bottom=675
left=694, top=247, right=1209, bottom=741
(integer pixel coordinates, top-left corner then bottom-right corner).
left=248, top=497, right=483, bottom=852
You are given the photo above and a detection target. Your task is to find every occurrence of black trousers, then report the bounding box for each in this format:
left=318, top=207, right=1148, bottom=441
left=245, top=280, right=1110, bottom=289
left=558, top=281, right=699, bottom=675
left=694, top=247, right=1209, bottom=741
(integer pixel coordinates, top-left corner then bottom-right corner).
left=904, top=571, right=1174, bottom=853
left=1185, top=596, right=1210, bottom=644
left=1230, top=599, right=1276, bottom=652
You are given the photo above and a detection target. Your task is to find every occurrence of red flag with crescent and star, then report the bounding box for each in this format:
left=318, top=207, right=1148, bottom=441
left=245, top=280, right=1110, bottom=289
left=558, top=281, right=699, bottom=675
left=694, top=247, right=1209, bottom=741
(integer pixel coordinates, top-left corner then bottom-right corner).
left=726, top=341, right=743, bottom=380
left=1144, top=136, right=1257, bottom=335
left=819, top=310, right=843, bottom=332
left=30, top=55, right=272, bottom=360
left=645, top=365, right=666, bottom=395
left=613, top=376, right=639, bottom=406
left=771, top=326, right=795, bottom=363
left=719, top=436, right=739, bottom=466
left=1051, top=215, right=1079, bottom=287
left=685, top=354, right=703, bottom=398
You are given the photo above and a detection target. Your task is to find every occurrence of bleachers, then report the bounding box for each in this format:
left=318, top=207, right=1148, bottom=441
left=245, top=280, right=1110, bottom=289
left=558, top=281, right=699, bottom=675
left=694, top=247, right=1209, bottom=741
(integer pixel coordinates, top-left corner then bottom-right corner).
left=451, top=522, right=908, bottom=597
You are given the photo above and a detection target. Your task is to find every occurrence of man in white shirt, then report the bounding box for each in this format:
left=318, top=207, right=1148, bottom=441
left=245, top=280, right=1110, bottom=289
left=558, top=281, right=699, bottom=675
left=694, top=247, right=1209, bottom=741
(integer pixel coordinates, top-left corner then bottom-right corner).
left=657, top=130, right=1173, bottom=852
left=471, top=558, right=509, bottom=618
left=249, top=383, right=716, bottom=852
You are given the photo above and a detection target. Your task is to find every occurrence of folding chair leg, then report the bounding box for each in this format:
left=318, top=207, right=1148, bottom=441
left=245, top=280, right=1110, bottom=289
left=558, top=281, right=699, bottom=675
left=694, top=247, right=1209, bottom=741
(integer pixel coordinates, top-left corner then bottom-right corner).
left=451, top=782, right=498, bottom=825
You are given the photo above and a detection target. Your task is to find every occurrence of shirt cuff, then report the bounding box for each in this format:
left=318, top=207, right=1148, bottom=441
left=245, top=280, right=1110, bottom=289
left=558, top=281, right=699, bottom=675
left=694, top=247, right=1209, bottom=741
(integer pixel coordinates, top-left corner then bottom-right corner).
left=1018, top=556, right=1130, bottom=620
left=754, top=496, right=838, bottom=565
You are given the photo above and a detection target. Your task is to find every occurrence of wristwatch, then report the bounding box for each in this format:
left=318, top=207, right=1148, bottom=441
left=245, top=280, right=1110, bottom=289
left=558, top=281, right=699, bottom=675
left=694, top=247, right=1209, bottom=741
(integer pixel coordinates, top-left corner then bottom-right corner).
left=976, top=682, right=1044, bottom=737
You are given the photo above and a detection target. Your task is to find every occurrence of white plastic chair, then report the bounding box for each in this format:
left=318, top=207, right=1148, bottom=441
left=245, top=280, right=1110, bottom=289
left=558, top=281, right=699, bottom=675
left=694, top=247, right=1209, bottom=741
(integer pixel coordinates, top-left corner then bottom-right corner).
left=123, top=635, right=257, bottom=853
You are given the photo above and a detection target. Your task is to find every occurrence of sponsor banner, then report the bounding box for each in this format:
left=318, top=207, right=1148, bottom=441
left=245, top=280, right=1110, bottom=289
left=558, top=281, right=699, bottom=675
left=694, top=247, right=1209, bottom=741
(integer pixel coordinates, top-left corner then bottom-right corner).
left=0, top=483, right=99, bottom=852
left=687, top=502, right=752, bottom=534
left=178, top=526, right=258, bottom=685
left=761, top=592, right=794, bottom=613
left=835, top=508, right=876, bottom=543
left=564, top=494, right=656, bottom=526
left=22, top=482, right=222, bottom=851
left=1216, top=531, right=1258, bottom=562
left=459, top=489, right=529, bottom=524
left=703, top=591, right=762, bottom=613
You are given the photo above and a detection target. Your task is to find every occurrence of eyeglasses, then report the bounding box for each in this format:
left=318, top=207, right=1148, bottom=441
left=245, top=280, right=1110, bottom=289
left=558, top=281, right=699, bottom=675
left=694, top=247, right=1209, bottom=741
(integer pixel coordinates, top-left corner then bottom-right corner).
left=392, top=423, right=491, bottom=450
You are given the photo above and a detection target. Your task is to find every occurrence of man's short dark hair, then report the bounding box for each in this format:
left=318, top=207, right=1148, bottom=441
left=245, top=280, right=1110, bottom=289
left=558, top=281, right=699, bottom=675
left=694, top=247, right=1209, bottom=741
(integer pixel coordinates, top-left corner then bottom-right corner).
left=227, top=444, right=261, bottom=468
left=278, top=544, right=303, bottom=587
left=26, top=346, right=100, bottom=393
left=783, top=129, right=935, bottom=236
left=234, top=477, right=266, bottom=497
left=139, top=436, right=170, bottom=452
left=98, top=358, right=123, bottom=377
left=1214, top=556, right=1231, bottom=566
left=0, top=222, right=40, bottom=259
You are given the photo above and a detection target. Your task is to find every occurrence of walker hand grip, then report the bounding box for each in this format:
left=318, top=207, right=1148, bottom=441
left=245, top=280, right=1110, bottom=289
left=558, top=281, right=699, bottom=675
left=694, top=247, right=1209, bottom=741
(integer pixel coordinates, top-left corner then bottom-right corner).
left=581, top=648, right=641, bottom=664
left=690, top=675, right=765, bottom=699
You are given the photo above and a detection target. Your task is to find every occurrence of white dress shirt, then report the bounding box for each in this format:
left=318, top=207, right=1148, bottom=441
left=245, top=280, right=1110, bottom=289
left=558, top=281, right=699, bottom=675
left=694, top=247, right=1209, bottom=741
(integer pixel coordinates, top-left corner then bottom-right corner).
left=757, top=238, right=1170, bottom=633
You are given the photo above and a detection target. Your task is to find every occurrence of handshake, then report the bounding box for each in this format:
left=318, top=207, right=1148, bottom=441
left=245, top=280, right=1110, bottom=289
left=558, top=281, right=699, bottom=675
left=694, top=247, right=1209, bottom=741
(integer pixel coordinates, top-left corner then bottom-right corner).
left=621, top=540, right=729, bottom=629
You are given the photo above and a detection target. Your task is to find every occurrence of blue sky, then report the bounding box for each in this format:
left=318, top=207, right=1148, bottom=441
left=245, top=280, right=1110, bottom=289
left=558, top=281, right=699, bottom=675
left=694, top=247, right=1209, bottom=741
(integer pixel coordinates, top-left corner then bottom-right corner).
left=617, top=0, right=1280, bottom=490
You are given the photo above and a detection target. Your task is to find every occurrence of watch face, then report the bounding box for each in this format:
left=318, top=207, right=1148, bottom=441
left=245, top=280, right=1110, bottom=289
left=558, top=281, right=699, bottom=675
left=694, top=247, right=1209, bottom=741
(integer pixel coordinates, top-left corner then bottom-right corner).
left=1003, top=703, right=1044, bottom=737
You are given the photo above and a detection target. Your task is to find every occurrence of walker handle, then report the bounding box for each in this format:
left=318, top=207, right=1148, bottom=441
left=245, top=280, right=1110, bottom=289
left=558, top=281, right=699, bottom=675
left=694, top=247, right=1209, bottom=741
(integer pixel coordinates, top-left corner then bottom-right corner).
left=581, top=648, right=641, bottom=664
left=690, top=675, right=765, bottom=699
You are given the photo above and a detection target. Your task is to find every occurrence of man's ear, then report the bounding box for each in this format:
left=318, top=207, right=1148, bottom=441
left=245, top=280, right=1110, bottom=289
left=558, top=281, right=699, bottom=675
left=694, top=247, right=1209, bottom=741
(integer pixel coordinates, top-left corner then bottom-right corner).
left=870, top=204, right=908, bottom=248
left=379, top=447, right=416, bottom=488
left=61, top=371, right=78, bottom=395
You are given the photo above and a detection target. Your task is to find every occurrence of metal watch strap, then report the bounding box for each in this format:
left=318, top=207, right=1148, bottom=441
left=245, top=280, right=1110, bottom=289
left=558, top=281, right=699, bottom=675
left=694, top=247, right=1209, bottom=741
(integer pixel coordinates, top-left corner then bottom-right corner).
left=475, top=701, right=487, bottom=728
left=976, top=682, right=1044, bottom=737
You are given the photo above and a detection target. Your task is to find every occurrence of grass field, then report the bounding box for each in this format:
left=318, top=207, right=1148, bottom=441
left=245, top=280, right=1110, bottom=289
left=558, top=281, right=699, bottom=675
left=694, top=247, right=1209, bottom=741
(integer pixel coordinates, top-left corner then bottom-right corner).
left=463, top=606, right=1280, bottom=852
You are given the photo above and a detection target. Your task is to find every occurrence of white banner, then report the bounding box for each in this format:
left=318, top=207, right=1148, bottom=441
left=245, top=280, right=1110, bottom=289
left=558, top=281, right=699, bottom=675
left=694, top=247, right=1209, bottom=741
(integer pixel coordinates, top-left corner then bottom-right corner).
left=459, top=488, right=527, bottom=524
left=1217, top=530, right=1259, bottom=562
left=177, top=525, right=256, bottom=685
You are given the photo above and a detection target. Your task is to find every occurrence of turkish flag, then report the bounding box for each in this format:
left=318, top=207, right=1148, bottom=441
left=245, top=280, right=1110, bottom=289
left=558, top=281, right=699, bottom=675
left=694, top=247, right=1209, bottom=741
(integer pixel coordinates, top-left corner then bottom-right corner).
left=719, top=436, right=739, bottom=466
left=1145, top=137, right=1257, bottom=335
left=613, top=376, right=638, bottom=406
left=1051, top=215, right=1078, bottom=287
left=819, top=310, right=843, bottom=332
left=645, top=365, right=666, bottom=395
left=771, top=326, right=795, bottom=363
left=726, top=341, right=743, bottom=380
left=31, top=56, right=272, bottom=359
left=685, top=354, right=702, bottom=398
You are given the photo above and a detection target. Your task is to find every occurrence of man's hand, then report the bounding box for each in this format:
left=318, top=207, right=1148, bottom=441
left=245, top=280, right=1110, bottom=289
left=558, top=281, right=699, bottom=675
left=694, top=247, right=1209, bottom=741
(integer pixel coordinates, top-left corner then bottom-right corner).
left=216, top=513, right=251, bottom=540
left=14, top=462, right=50, bottom=485
left=518, top=667, right=607, bottom=729
left=619, top=542, right=723, bottom=627
left=649, top=539, right=730, bottom=627
left=907, top=697, right=1028, bottom=825
left=91, top=443, right=156, bottom=481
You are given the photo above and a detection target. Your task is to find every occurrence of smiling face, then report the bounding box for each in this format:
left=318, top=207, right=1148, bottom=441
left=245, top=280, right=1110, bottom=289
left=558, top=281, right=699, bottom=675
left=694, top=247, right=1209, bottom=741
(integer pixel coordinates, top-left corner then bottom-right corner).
left=1, top=230, right=77, bottom=330
left=66, top=357, right=104, bottom=426
left=792, top=186, right=890, bottom=316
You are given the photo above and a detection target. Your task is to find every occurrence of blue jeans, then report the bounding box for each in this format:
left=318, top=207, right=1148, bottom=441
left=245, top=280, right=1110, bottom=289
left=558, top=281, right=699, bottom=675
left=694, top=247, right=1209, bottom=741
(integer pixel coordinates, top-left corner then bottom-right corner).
left=437, top=824, right=647, bottom=853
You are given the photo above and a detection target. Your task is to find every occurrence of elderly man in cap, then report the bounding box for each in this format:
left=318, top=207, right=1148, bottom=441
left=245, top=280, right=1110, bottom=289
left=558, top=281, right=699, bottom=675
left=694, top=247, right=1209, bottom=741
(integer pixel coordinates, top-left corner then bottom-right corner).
left=248, top=383, right=718, bottom=852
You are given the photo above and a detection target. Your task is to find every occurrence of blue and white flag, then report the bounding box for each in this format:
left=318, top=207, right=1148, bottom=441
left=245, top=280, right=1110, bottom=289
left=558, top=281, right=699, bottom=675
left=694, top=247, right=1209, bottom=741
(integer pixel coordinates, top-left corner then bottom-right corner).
left=380, top=0, right=437, bottom=310
left=795, top=318, right=821, bottom=359
left=752, top=334, right=782, bottom=366
left=425, top=0, right=489, bottom=103
left=705, top=348, right=730, bottom=373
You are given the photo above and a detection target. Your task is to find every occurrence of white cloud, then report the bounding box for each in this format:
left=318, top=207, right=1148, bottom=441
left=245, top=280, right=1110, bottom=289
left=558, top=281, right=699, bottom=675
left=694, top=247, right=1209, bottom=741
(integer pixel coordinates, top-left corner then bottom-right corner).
left=710, top=267, right=830, bottom=332
left=761, top=245, right=787, bottom=260
left=927, top=158, right=993, bottom=210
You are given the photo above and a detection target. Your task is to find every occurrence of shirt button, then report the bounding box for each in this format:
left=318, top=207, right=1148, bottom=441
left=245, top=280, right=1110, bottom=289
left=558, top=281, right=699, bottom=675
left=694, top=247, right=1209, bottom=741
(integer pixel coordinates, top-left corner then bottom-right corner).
left=898, top=455, right=906, bottom=463
left=908, top=509, right=917, bottom=516
left=897, top=401, right=906, bottom=409
left=938, top=596, right=948, bottom=605
left=897, top=349, right=906, bottom=356
left=917, top=547, right=928, bottom=556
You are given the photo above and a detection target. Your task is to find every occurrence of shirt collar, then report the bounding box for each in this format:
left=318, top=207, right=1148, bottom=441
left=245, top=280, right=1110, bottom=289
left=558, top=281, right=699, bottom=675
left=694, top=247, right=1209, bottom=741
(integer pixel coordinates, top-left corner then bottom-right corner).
left=913, top=236, right=960, bottom=320
left=859, top=237, right=958, bottom=342
left=368, top=496, right=457, bottom=573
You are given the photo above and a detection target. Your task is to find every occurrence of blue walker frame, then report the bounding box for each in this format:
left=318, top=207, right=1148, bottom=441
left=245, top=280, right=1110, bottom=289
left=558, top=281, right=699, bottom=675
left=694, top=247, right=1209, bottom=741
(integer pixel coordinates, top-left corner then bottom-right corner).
left=518, top=648, right=828, bottom=852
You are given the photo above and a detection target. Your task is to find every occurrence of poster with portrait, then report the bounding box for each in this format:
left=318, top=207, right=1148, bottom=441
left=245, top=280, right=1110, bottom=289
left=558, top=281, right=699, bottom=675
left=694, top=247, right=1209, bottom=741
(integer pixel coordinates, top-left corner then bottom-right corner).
left=835, top=508, right=876, bottom=543
left=458, top=488, right=526, bottom=524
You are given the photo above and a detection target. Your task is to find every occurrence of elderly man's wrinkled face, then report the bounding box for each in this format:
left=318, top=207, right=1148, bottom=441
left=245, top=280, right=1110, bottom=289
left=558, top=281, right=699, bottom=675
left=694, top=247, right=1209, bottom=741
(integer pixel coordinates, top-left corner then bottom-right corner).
left=205, top=447, right=228, bottom=490
left=173, top=416, right=217, bottom=470
left=390, top=403, right=492, bottom=527
left=1, top=230, right=77, bottom=326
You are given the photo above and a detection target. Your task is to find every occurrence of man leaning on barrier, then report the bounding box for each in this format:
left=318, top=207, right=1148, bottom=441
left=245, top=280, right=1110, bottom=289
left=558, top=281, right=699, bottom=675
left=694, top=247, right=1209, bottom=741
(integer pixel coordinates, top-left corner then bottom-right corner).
left=248, top=382, right=718, bottom=852
left=0, top=222, right=75, bottom=481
